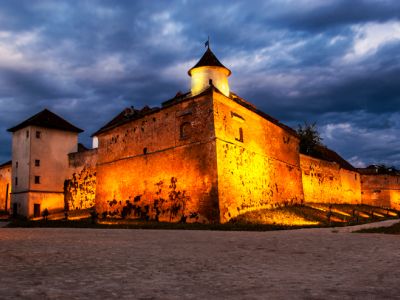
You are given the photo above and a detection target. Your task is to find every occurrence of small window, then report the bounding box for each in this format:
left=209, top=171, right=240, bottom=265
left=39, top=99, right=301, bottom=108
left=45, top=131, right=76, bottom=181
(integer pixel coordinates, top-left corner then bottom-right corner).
left=235, top=127, right=244, bottom=143
left=34, top=176, right=40, bottom=184
left=15, top=177, right=18, bottom=186
left=35, top=159, right=40, bottom=167
left=36, top=131, right=41, bottom=139
left=33, top=204, right=41, bottom=218
left=26, top=131, right=29, bottom=138
left=16, top=161, right=18, bottom=169
left=143, top=147, right=147, bottom=155
left=180, top=122, right=191, bottom=139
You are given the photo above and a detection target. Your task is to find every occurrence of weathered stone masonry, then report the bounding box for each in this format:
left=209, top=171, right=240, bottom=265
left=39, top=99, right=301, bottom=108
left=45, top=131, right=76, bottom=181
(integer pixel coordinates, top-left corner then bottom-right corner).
left=94, top=88, right=305, bottom=223
left=214, top=91, right=304, bottom=222
left=359, top=171, right=400, bottom=210
left=95, top=93, right=219, bottom=222
left=66, top=147, right=98, bottom=211
left=300, top=154, right=361, bottom=205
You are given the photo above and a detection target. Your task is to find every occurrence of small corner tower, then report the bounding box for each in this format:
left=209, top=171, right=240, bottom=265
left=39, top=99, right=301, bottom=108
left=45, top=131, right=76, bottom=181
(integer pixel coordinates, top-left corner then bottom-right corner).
left=188, top=45, right=231, bottom=97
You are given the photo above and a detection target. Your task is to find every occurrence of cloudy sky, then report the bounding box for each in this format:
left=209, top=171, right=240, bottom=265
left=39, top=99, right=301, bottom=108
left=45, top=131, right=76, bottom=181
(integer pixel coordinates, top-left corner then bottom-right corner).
left=0, top=0, right=399, bottom=168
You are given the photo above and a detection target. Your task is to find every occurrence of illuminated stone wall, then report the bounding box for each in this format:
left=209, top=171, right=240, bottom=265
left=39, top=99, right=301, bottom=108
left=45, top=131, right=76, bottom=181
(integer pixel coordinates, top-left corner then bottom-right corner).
left=96, top=94, right=219, bottom=222
left=96, top=88, right=400, bottom=223
left=300, top=154, right=361, bottom=204
left=0, top=162, right=11, bottom=212
left=213, top=91, right=304, bottom=222
left=360, top=174, right=400, bottom=210
left=66, top=149, right=98, bottom=210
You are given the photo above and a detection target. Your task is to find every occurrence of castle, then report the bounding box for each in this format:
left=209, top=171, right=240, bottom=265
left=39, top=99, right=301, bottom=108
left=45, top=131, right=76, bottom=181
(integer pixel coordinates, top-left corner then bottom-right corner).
left=0, top=47, right=399, bottom=222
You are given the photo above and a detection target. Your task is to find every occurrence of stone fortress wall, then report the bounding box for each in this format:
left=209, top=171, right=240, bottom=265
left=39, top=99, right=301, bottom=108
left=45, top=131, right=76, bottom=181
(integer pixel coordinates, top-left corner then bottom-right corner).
left=300, top=154, right=361, bottom=205
left=0, top=161, right=11, bottom=212
left=2, top=111, right=400, bottom=221
left=66, top=147, right=98, bottom=211
left=213, top=91, right=304, bottom=222
left=95, top=93, right=220, bottom=223
left=2, top=47, right=400, bottom=221
left=360, top=173, right=400, bottom=210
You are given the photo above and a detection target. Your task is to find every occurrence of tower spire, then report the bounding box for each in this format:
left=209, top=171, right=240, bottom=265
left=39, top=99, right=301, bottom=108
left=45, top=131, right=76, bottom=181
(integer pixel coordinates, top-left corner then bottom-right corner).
left=205, top=36, right=210, bottom=49
left=188, top=42, right=231, bottom=97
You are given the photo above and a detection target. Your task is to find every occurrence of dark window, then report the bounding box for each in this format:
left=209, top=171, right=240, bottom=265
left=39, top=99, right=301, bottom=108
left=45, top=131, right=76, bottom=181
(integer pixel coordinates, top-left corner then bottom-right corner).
left=180, top=122, right=191, bottom=139
left=35, top=159, right=40, bottom=167
left=13, top=203, right=18, bottom=218
left=34, top=176, right=40, bottom=184
left=235, top=127, right=244, bottom=142
left=34, top=204, right=41, bottom=218
left=16, top=161, right=18, bottom=169
left=26, top=131, right=29, bottom=138
left=143, top=147, right=147, bottom=155
left=36, top=131, right=41, bottom=139
left=15, top=177, right=18, bottom=186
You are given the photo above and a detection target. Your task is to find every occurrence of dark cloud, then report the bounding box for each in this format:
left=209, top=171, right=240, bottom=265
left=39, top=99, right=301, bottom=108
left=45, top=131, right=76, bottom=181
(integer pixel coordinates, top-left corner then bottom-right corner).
left=269, top=0, right=400, bottom=30
left=0, top=0, right=399, bottom=168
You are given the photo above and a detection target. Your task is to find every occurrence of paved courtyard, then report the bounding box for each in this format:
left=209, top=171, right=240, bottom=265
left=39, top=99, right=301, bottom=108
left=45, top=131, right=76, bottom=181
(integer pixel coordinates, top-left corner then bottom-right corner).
left=0, top=222, right=400, bottom=299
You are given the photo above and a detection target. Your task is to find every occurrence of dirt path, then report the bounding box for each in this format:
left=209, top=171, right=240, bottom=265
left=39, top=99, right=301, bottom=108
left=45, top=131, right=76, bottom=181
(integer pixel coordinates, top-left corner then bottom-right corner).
left=0, top=222, right=399, bottom=299
left=332, top=219, right=399, bottom=233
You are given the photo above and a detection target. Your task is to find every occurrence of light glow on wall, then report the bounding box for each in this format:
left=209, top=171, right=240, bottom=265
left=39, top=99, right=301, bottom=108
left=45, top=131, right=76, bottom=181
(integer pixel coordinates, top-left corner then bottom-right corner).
left=190, top=66, right=230, bottom=97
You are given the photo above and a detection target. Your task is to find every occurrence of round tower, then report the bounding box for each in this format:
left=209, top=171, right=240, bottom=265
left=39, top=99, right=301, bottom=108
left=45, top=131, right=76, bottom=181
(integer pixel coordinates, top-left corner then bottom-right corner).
left=188, top=47, right=231, bottom=97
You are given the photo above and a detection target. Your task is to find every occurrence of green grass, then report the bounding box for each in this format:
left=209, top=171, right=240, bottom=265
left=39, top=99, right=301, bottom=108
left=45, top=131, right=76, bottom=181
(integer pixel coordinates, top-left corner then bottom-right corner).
left=5, top=203, right=399, bottom=231
left=231, top=203, right=399, bottom=227
left=6, top=218, right=317, bottom=231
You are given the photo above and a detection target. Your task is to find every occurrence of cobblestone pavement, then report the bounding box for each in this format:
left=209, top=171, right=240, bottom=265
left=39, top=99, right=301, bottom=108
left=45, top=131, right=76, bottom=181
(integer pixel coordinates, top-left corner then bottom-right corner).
left=1, top=223, right=400, bottom=299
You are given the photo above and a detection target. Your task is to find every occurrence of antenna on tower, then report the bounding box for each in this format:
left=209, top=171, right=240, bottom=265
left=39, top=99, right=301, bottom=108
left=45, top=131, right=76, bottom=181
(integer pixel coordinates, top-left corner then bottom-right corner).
left=205, top=36, right=210, bottom=49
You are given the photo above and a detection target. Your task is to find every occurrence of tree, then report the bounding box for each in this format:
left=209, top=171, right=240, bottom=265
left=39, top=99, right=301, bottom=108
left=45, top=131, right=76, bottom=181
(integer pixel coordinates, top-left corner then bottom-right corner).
left=42, top=208, right=49, bottom=221
left=297, top=122, right=323, bottom=155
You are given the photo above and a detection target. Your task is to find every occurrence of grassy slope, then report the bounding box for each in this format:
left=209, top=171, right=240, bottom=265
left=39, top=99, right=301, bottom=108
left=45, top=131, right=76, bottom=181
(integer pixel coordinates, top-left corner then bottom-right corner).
left=5, top=203, right=399, bottom=231
left=231, top=203, right=399, bottom=227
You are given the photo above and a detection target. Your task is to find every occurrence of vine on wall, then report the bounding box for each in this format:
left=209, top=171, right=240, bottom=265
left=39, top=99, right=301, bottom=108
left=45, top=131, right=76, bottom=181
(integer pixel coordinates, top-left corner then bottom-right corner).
left=105, top=177, right=200, bottom=222
left=64, top=168, right=96, bottom=210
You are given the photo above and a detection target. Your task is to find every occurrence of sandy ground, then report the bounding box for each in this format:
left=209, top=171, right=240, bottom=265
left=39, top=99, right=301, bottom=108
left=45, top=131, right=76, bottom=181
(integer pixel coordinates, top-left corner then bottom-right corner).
left=0, top=221, right=400, bottom=300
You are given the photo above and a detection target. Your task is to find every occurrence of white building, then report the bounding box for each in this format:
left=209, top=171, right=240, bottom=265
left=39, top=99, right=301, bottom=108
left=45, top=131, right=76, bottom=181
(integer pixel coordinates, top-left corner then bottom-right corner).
left=7, top=109, right=83, bottom=217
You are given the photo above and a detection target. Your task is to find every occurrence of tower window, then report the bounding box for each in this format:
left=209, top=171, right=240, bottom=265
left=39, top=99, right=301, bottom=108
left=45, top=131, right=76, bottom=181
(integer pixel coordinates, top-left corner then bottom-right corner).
left=143, top=147, right=147, bottom=155
left=36, top=131, right=41, bottom=139
left=15, top=177, right=18, bottom=186
left=35, top=159, right=40, bottom=167
left=16, top=161, right=18, bottom=169
left=180, top=122, right=191, bottom=139
left=26, top=131, right=29, bottom=138
left=235, top=127, right=244, bottom=143
left=34, top=176, right=40, bottom=184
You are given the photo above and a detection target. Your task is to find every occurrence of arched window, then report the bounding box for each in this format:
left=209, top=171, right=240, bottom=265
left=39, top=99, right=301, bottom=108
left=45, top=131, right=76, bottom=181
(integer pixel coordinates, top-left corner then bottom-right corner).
left=180, top=122, right=191, bottom=139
